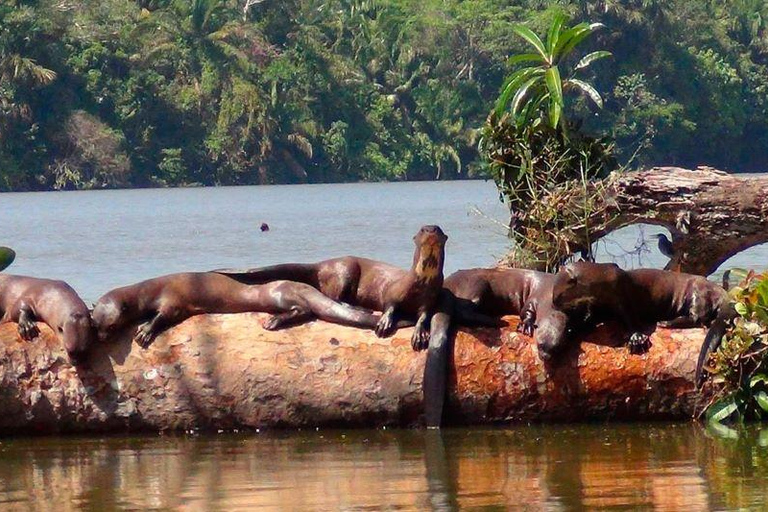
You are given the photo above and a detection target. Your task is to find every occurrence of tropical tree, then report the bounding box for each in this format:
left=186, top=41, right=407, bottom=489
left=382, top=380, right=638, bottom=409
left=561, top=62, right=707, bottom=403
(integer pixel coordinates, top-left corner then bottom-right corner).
left=0, top=2, right=58, bottom=190
left=495, top=12, right=611, bottom=130
left=482, top=12, right=616, bottom=270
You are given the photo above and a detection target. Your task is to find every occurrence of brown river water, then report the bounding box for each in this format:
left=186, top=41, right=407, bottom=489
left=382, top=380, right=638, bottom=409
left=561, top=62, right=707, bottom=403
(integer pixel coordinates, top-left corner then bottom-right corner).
left=2, top=179, right=768, bottom=510
left=1, top=425, right=767, bottom=510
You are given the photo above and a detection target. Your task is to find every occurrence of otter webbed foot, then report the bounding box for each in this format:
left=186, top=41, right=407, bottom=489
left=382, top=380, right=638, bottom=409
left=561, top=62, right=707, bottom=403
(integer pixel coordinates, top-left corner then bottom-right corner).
left=375, top=308, right=397, bottom=338
left=134, top=322, right=157, bottom=348
left=17, top=319, right=40, bottom=341
left=517, top=309, right=536, bottom=337
left=263, top=309, right=313, bottom=331
left=411, top=325, right=430, bottom=351
left=262, top=315, right=284, bottom=331
left=628, top=332, right=651, bottom=354
left=17, top=305, right=40, bottom=341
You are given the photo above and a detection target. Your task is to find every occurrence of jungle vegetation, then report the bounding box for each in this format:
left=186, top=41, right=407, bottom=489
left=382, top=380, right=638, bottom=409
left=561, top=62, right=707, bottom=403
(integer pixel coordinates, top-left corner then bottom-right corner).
left=1, top=0, right=768, bottom=191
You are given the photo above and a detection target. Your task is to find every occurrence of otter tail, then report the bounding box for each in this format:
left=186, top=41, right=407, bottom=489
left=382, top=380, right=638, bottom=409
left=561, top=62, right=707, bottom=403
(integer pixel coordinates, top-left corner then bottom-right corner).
left=214, top=263, right=318, bottom=285
left=695, top=302, right=738, bottom=389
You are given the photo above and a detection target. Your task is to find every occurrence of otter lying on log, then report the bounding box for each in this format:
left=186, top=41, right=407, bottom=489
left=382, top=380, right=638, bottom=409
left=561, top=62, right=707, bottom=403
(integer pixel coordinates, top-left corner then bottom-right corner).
left=424, top=268, right=575, bottom=427
left=92, top=272, right=409, bottom=348
left=216, top=225, right=448, bottom=351
left=550, top=262, right=733, bottom=386
left=0, top=312, right=710, bottom=433
left=0, top=274, right=94, bottom=360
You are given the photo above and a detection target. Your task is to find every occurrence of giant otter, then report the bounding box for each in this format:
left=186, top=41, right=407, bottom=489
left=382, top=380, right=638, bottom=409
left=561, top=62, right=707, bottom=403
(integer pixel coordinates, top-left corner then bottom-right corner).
left=443, top=268, right=574, bottom=358
left=0, top=274, right=95, bottom=360
left=424, top=268, right=575, bottom=427
left=92, top=272, right=410, bottom=348
left=216, top=225, right=448, bottom=351
left=550, top=262, right=732, bottom=385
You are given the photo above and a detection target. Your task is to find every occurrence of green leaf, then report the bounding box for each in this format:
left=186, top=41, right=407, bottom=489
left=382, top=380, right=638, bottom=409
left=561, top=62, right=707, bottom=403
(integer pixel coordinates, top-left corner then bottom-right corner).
left=0, top=247, right=15, bottom=271
left=545, top=66, right=563, bottom=127
left=495, top=68, right=545, bottom=116
left=755, top=279, right=768, bottom=307
left=575, top=50, right=612, bottom=71
left=546, top=12, right=567, bottom=55
left=553, top=23, right=591, bottom=61
left=706, top=394, right=739, bottom=424
left=751, top=373, right=768, bottom=389
left=735, top=302, right=749, bottom=317
left=755, top=391, right=768, bottom=413
left=511, top=25, right=548, bottom=61
left=507, top=53, right=544, bottom=67
left=566, top=78, right=603, bottom=108
left=511, top=76, right=544, bottom=116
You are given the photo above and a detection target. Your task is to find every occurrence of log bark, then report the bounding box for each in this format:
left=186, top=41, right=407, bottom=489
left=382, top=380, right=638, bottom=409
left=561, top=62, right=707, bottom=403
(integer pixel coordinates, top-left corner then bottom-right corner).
left=593, top=166, right=768, bottom=276
left=0, top=313, right=712, bottom=433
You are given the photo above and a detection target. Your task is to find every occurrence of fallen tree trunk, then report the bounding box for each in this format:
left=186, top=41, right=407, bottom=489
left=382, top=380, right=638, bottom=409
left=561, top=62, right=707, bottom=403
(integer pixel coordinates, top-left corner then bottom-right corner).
left=600, top=166, right=768, bottom=276
left=0, top=313, right=711, bottom=433
left=505, top=166, right=768, bottom=275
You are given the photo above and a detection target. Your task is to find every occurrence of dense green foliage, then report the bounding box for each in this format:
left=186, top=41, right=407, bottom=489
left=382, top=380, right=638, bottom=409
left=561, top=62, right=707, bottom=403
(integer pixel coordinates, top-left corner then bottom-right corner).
left=705, top=269, right=768, bottom=425
left=1, top=0, right=768, bottom=190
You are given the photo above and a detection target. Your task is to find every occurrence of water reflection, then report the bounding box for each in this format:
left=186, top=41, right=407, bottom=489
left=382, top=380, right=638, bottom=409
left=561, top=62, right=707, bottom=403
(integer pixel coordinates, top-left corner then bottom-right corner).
left=0, top=425, right=767, bottom=510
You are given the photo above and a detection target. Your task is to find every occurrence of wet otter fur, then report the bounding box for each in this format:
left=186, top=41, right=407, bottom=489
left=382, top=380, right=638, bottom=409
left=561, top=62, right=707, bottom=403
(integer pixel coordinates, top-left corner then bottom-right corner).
left=92, top=272, right=410, bottom=348
left=551, top=262, right=732, bottom=385
left=216, top=225, right=448, bottom=351
left=0, top=274, right=95, bottom=360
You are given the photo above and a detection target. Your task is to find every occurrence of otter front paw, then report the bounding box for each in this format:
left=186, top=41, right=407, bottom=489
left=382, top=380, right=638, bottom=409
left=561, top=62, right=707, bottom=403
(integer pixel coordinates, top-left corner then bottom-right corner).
left=411, top=326, right=430, bottom=351
left=375, top=312, right=396, bottom=338
left=517, top=310, right=536, bottom=337
left=134, top=323, right=156, bottom=348
left=17, top=319, right=40, bottom=341
left=262, top=315, right=284, bottom=331
left=628, top=332, right=651, bottom=354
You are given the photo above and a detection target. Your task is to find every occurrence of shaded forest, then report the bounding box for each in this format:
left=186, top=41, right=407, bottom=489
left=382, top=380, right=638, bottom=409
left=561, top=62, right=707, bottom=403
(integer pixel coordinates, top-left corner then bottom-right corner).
left=1, top=0, right=768, bottom=191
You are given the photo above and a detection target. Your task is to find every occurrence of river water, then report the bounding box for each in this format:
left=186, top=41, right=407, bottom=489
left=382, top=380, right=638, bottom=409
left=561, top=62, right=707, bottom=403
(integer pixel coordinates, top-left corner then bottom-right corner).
left=1, top=425, right=767, bottom=510
left=1, top=179, right=768, bottom=510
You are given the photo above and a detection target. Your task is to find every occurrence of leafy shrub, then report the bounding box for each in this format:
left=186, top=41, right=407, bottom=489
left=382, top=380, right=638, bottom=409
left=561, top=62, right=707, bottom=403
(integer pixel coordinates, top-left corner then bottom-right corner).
left=705, top=270, right=768, bottom=425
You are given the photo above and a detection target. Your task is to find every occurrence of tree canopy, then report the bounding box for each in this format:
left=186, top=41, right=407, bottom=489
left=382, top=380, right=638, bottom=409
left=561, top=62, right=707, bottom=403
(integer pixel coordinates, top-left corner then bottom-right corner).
left=1, top=0, right=767, bottom=191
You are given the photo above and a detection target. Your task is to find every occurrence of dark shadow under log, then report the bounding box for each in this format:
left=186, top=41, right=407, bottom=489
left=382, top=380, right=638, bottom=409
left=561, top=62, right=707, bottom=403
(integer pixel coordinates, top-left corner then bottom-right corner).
left=0, top=313, right=712, bottom=434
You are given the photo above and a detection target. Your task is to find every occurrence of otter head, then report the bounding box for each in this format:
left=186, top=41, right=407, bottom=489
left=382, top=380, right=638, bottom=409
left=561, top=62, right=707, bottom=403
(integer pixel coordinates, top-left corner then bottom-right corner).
left=92, top=292, right=135, bottom=342
left=535, top=310, right=572, bottom=362
left=61, top=311, right=96, bottom=357
left=412, top=225, right=448, bottom=279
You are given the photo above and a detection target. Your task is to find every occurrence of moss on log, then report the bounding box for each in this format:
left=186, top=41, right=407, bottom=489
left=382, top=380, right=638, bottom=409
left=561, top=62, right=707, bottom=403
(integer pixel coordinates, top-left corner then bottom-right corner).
left=0, top=314, right=710, bottom=433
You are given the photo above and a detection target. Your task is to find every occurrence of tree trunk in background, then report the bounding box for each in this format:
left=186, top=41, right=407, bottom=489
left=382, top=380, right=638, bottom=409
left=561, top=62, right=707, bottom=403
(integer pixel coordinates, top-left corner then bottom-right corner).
left=593, top=167, right=768, bottom=276
left=0, top=313, right=712, bottom=433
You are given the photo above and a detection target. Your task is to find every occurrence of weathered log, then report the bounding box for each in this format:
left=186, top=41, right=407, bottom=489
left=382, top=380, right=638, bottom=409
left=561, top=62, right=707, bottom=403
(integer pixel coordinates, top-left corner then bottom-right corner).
left=592, top=166, right=768, bottom=275
left=0, top=314, right=711, bottom=433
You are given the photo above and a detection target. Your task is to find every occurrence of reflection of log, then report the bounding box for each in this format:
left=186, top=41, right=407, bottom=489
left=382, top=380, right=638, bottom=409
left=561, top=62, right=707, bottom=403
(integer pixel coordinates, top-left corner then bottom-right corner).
left=593, top=167, right=768, bottom=275
left=0, top=314, right=711, bottom=433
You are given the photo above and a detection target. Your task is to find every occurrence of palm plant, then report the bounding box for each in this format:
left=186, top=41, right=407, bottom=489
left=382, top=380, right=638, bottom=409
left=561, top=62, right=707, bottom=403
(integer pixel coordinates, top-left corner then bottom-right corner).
left=495, top=12, right=610, bottom=130
left=0, top=2, right=57, bottom=87
left=138, top=0, right=259, bottom=80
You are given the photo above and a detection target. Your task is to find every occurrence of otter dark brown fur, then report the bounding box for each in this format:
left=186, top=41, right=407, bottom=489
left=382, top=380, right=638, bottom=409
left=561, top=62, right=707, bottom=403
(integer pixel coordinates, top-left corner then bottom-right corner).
left=551, top=262, right=731, bottom=384
left=443, top=268, right=573, bottom=358
left=424, top=268, right=574, bottom=427
left=0, top=274, right=95, bottom=359
left=216, top=225, right=448, bottom=351
left=92, top=272, right=410, bottom=348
